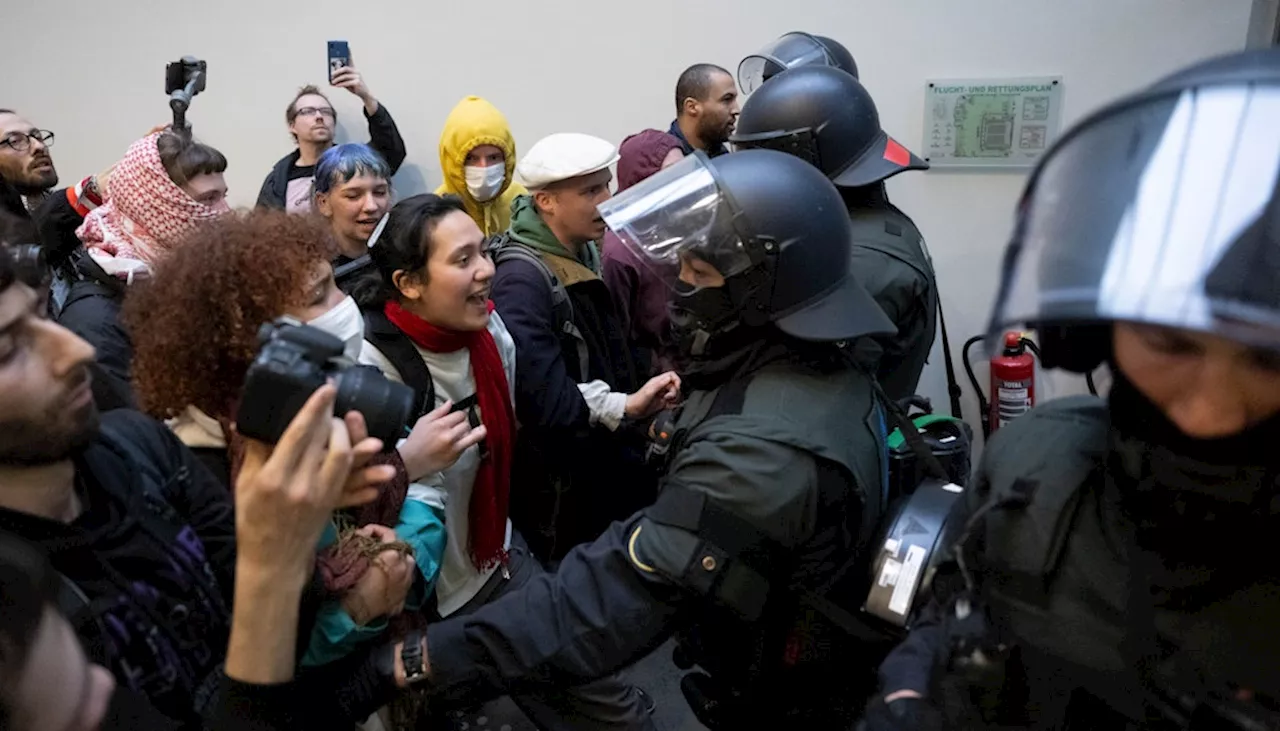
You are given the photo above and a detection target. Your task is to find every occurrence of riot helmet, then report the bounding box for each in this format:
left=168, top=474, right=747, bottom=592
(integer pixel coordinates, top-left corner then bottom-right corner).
left=732, top=66, right=928, bottom=188
left=738, top=32, right=859, bottom=94
left=598, top=149, right=895, bottom=347
left=989, top=47, right=1280, bottom=373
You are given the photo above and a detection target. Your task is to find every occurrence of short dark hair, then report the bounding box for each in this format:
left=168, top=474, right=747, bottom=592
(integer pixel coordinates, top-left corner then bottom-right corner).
left=156, top=131, right=227, bottom=187
left=0, top=533, right=59, bottom=726
left=675, top=64, right=731, bottom=115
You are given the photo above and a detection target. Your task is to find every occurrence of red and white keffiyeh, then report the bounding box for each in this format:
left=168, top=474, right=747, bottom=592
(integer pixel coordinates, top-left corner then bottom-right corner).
left=76, top=133, right=229, bottom=281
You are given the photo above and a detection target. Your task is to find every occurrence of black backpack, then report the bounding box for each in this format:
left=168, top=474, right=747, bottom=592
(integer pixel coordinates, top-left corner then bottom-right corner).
left=486, top=233, right=590, bottom=380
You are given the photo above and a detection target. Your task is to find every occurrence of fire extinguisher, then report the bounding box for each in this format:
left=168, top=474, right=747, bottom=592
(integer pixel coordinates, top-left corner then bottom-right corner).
left=988, top=332, right=1035, bottom=433
left=962, top=331, right=1040, bottom=438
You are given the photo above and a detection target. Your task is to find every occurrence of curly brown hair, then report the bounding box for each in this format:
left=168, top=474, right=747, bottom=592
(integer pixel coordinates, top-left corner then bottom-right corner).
left=124, top=211, right=337, bottom=421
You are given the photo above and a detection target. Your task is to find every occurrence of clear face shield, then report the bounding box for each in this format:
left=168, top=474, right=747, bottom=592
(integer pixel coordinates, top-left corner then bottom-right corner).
left=738, top=32, right=835, bottom=94
left=597, top=152, right=757, bottom=295
left=990, top=83, right=1280, bottom=352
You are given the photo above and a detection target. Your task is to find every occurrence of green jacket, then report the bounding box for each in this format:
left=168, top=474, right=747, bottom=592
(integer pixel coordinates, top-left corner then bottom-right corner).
left=506, top=194, right=601, bottom=272
left=849, top=206, right=938, bottom=402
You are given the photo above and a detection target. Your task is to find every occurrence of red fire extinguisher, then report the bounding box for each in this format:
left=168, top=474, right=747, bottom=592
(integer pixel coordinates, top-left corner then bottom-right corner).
left=988, top=332, right=1035, bottom=434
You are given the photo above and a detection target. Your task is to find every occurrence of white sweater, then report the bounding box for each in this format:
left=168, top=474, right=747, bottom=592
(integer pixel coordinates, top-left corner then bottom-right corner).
left=359, top=312, right=516, bottom=617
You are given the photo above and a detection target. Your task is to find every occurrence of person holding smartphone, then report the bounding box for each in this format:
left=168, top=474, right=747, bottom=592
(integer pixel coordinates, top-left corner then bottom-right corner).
left=256, top=45, right=406, bottom=214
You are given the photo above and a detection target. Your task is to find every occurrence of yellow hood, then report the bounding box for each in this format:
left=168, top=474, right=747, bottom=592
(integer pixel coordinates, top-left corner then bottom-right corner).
left=436, top=96, right=526, bottom=236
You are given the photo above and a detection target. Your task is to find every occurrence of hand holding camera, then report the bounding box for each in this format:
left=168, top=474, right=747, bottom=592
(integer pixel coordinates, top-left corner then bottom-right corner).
left=234, top=385, right=393, bottom=583
left=399, top=400, right=489, bottom=481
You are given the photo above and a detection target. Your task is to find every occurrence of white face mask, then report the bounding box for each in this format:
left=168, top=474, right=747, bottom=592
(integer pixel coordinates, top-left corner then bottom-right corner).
left=308, top=295, right=365, bottom=361
left=464, top=163, right=506, bottom=203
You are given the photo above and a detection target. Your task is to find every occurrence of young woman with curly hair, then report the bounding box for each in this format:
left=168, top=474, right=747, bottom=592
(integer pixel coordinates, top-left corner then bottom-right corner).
left=123, top=210, right=457, bottom=674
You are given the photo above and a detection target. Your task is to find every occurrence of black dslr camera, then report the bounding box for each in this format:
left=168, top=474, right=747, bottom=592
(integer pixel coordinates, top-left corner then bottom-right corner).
left=165, top=57, right=207, bottom=132
left=236, top=318, right=415, bottom=445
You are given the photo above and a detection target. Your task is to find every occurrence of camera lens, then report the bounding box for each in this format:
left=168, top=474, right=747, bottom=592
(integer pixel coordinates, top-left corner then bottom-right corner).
left=334, top=366, right=416, bottom=445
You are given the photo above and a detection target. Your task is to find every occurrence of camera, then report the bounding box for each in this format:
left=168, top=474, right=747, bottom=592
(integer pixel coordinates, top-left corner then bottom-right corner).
left=3, top=244, right=50, bottom=290
left=165, top=57, right=207, bottom=131
left=236, top=318, right=415, bottom=446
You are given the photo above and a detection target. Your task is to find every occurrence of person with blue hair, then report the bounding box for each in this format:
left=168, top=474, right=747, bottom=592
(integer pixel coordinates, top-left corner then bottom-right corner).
left=314, top=142, right=392, bottom=269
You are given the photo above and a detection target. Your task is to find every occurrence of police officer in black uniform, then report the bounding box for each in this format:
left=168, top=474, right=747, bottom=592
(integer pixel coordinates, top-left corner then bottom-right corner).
left=732, top=64, right=937, bottom=403
left=382, top=149, right=898, bottom=728
left=862, top=47, right=1280, bottom=730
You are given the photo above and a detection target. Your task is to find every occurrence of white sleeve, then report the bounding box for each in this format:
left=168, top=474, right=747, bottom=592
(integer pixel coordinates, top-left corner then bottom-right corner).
left=577, top=380, right=627, bottom=432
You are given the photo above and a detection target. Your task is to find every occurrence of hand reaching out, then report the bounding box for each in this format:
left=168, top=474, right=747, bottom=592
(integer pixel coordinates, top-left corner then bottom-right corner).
left=625, top=372, right=682, bottom=420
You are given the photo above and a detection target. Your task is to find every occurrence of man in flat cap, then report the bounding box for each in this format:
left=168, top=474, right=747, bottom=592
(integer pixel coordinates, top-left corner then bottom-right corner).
left=489, top=132, right=680, bottom=567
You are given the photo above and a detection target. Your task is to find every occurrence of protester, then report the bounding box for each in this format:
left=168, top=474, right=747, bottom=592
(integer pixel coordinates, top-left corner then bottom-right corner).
left=492, top=132, right=679, bottom=561
left=57, top=130, right=230, bottom=411
left=600, top=130, right=685, bottom=372
left=257, top=60, right=406, bottom=213
left=0, top=110, right=59, bottom=213
left=668, top=64, right=739, bottom=158
left=351, top=193, right=657, bottom=729
left=0, top=110, right=112, bottom=284
left=436, top=96, right=527, bottom=236
left=314, top=142, right=393, bottom=274
left=124, top=211, right=454, bottom=678
left=0, top=240, right=410, bottom=727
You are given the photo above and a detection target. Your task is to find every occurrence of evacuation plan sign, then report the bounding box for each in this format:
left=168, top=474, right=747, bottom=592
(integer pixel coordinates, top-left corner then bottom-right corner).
left=923, top=76, right=1063, bottom=170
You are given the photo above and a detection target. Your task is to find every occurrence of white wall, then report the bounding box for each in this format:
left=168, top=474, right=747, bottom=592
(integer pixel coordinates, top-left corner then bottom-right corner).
left=0, top=0, right=1254, bottom=436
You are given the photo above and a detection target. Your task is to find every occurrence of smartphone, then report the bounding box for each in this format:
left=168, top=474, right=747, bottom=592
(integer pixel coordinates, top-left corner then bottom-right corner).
left=327, top=40, right=350, bottom=84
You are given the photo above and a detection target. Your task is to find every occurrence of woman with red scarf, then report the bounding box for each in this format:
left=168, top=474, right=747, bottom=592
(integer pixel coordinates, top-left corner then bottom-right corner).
left=350, top=194, right=654, bottom=730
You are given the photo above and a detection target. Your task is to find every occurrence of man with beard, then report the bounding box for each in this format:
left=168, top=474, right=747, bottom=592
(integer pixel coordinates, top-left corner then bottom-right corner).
left=0, top=111, right=59, bottom=214
left=668, top=64, right=739, bottom=158
left=0, top=237, right=428, bottom=729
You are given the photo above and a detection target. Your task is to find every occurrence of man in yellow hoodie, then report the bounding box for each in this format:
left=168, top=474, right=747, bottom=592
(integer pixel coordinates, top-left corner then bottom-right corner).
left=436, top=96, right=527, bottom=236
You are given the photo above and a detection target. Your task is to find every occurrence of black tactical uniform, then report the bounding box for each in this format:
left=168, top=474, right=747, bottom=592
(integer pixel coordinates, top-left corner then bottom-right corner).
left=412, top=149, right=899, bottom=728
left=863, top=48, right=1280, bottom=731
left=732, top=65, right=937, bottom=403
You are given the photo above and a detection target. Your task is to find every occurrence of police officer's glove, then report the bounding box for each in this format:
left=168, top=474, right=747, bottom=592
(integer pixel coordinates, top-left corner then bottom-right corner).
left=859, top=694, right=946, bottom=731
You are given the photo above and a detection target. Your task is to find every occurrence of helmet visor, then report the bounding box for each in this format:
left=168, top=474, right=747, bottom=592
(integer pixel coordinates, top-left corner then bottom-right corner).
left=738, top=32, right=833, bottom=94
left=992, top=84, right=1280, bottom=349
left=597, top=152, right=752, bottom=292
left=730, top=128, right=822, bottom=168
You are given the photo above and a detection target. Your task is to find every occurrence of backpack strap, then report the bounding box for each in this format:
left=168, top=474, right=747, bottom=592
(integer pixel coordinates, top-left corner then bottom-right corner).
left=488, top=234, right=591, bottom=381
left=361, top=307, right=435, bottom=420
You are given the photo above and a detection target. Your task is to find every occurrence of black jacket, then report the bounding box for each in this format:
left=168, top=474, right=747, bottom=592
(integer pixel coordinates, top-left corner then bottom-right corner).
left=0, top=411, right=398, bottom=730
left=490, top=251, right=654, bottom=561
left=255, top=103, right=407, bottom=210
left=56, top=270, right=135, bottom=411
left=0, top=410, right=235, bottom=724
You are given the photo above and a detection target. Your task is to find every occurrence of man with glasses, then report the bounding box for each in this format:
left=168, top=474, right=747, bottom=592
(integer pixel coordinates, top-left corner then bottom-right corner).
left=256, top=59, right=407, bottom=213
left=0, top=111, right=65, bottom=213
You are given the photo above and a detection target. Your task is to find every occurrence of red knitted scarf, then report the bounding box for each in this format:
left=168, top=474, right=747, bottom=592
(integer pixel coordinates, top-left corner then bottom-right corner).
left=384, top=300, right=513, bottom=570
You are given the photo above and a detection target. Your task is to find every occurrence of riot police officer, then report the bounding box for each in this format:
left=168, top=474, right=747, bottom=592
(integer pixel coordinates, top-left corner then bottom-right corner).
left=384, top=149, right=898, bottom=728
left=862, top=47, right=1280, bottom=730
left=733, top=65, right=938, bottom=403
left=737, top=31, right=860, bottom=93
